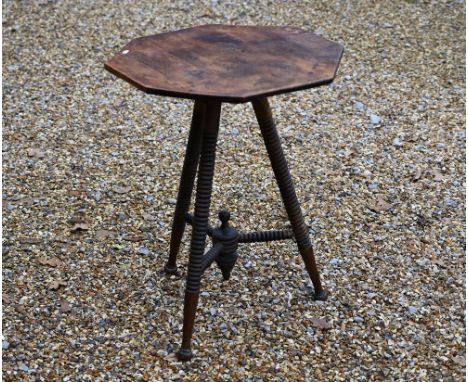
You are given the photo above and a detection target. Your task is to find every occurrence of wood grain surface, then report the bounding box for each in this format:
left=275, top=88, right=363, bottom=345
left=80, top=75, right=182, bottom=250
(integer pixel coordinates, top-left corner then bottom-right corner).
left=105, top=25, right=343, bottom=103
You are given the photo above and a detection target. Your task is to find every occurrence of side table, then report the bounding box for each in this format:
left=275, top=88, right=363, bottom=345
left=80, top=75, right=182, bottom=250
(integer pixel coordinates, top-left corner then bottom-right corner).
left=105, top=24, right=343, bottom=360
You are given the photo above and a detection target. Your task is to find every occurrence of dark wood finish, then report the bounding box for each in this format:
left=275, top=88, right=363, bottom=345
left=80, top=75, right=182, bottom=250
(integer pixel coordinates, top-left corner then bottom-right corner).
left=175, top=98, right=328, bottom=360
left=164, top=100, right=205, bottom=274
left=252, top=97, right=327, bottom=301
left=177, top=291, right=199, bottom=361
left=177, top=101, right=221, bottom=361
left=184, top=212, right=294, bottom=244
left=105, top=25, right=343, bottom=103
left=104, top=25, right=342, bottom=360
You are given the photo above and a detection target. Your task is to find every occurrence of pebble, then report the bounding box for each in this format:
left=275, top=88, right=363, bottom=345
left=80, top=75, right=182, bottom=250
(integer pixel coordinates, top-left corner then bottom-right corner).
left=445, top=198, right=457, bottom=207
left=94, top=191, right=102, bottom=202
left=455, top=130, right=465, bottom=140
left=138, top=225, right=152, bottom=232
left=137, top=247, right=151, bottom=256
left=408, top=306, right=418, bottom=315
left=144, top=194, right=155, bottom=202
left=393, top=137, right=403, bottom=147
left=18, top=363, right=29, bottom=372
left=354, top=101, right=365, bottom=111
left=2, top=340, right=10, bottom=350
left=117, top=212, right=128, bottom=221
left=370, top=114, right=381, bottom=125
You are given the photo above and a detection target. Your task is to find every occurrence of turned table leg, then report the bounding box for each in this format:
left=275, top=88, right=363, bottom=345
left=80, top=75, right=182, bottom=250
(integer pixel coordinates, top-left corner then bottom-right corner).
left=165, top=101, right=206, bottom=274
left=177, top=101, right=222, bottom=361
left=252, top=97, right=328, bottom=301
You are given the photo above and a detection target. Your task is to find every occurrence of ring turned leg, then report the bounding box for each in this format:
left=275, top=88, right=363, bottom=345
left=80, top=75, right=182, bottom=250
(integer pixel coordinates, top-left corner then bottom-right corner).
left=165, top=101, right=206, bottom=274
left=177, top=101, right=222, bottom=361
left=252, top=97, right=328, bottom=301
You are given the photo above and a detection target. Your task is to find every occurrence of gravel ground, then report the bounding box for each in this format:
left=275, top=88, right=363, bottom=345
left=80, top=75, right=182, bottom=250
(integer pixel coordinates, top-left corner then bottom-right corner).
left=2, top=0, right=465, bottom=381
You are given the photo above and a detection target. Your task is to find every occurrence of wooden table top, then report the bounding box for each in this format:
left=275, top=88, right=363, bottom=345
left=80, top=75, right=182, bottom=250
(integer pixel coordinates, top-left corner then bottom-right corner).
left=105, top=25, right=343, bottom=103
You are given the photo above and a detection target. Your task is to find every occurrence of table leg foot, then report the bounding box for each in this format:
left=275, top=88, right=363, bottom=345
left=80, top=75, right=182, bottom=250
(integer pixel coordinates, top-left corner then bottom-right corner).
left=176, top=347, right=193, bottom=361
left=314, top=289, right=329, bottom=301
left=163, top=263, right=179, bottom=275
left=178, top=290, right=200, bottom=362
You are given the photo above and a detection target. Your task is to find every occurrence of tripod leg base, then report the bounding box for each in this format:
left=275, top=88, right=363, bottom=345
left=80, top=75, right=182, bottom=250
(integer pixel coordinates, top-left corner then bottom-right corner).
left=313, top=289, right=329, bottom=301
left=176, top=347, right=193, bottom=361
left=164, top=263, right=179, bottom=275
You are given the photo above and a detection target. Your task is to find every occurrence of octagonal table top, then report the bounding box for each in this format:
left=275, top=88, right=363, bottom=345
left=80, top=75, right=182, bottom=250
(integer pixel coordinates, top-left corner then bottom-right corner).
left=104, top=25, right=343, bottom=103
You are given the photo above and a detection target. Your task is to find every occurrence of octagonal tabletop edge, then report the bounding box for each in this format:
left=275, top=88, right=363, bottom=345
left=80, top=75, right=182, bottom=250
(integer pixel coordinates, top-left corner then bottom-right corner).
left=104, top=24, right=344, bottom=103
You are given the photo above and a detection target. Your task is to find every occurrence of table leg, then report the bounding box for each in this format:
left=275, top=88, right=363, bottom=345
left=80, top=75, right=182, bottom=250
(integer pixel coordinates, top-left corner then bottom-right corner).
left=165, top=101, right=206, bottom=274
left=177, top=101, right=222, bottom=361
left=252, top=97, right=328, bottom=301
